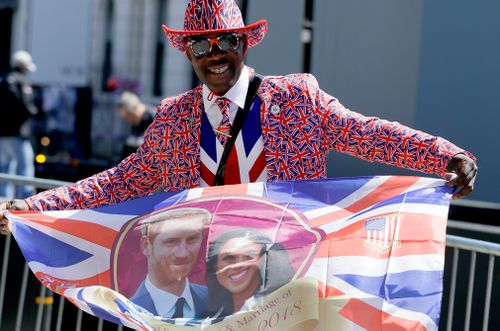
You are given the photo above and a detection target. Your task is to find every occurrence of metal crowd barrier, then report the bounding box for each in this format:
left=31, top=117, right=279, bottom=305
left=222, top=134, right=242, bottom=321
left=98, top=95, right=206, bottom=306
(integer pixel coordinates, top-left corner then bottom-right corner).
left=0, top=173, right=72, bottom=191
left=444, top=235, right=499, bottom=331
left=0, top=173, right=498, bottom=330
left=0, top=174, right=129, bottom=331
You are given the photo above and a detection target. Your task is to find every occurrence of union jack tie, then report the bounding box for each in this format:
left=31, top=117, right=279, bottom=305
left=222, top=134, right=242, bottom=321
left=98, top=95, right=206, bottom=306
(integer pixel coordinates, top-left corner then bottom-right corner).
left=214, top=97, right=232, bottom=147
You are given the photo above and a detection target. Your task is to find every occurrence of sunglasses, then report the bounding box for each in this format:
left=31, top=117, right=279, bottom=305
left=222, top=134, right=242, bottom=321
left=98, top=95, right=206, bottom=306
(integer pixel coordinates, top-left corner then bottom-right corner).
left=186, top=33, right=242, bottom=57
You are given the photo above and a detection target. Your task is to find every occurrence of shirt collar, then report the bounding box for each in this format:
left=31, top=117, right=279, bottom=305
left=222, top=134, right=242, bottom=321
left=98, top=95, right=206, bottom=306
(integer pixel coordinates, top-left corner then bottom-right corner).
left=240, top=294, right=264, bottom=312
left=144, top=275, right=194, bottom=317
left=203, top=65, right=249, bottom=110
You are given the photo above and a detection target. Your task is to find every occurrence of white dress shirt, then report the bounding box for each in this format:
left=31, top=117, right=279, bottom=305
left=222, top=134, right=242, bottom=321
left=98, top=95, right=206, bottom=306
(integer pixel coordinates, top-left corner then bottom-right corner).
left=202, top=65, right=250, bottom=128
left=144, top=275, right=195, bottom=318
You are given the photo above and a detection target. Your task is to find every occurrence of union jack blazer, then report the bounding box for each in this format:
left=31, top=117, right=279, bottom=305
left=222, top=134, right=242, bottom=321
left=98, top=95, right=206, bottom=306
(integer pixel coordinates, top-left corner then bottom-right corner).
left=26, top=73, right=470, bottom=210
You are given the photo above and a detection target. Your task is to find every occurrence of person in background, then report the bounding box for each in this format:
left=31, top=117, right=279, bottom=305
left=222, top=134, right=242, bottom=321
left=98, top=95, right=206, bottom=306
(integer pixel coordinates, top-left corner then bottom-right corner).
left=0, top=0, right=477, bottom=233
left=115, top=91, right=155, bottom=159
left=0, top=50, right=38, bottom=199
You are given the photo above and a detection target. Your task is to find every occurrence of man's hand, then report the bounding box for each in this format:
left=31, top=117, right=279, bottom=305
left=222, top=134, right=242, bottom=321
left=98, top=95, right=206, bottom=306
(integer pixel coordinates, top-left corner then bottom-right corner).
left=445, top=153, right=478, bottom=199
left=0, top=199, right=29, bottom=235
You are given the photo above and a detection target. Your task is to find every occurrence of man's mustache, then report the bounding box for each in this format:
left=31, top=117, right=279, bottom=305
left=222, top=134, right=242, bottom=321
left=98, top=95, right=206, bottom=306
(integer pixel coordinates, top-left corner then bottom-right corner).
left=206, top=59, right=230, bottom=67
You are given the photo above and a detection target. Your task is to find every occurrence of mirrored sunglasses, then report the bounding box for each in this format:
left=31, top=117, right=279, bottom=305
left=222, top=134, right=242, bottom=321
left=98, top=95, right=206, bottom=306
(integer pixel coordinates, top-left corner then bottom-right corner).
left=186, top=33, right=241, bottom=57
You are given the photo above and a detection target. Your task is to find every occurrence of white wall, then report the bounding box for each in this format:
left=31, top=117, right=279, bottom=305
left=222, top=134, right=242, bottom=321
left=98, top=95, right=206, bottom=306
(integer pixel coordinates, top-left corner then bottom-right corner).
left=245, top=0, right=305, bottom=75
left=312, top=0, right=423, bottom=125
left=29, top=0, right=92, bottom=86
left=311, top=0, right=425, bottom=178
left=414, top=0, right=500, bottom=202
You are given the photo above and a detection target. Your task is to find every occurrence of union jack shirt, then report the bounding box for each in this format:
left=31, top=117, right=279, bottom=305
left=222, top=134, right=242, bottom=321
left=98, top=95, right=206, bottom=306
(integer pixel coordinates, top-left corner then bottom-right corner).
left=26, top=72, right=473, bottom=210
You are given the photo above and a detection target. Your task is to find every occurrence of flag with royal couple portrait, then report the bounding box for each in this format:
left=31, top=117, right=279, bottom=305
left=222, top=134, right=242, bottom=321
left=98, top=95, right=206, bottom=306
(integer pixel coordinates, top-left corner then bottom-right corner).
left=6, top=176, right=453, bottom=330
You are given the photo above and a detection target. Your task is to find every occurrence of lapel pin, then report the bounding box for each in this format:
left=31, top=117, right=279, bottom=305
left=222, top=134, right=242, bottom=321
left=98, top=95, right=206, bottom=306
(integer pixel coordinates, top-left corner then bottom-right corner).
left=183, top=116, right=195, bottom=129
left=271, top=104, right=280, bottom=115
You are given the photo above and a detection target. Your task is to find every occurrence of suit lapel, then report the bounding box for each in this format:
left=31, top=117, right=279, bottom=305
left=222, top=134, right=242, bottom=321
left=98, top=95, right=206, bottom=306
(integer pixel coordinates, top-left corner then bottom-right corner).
left=257, top=77, right=284, bottom=181
left=190, top=284, right=207, bottom=317
left=133, top=282, right=158, bottom=315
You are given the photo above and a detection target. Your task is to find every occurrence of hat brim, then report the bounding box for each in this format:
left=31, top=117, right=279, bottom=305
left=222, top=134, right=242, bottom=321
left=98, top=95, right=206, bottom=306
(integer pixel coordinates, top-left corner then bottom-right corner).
left=162, top=19, right=268, bottom=53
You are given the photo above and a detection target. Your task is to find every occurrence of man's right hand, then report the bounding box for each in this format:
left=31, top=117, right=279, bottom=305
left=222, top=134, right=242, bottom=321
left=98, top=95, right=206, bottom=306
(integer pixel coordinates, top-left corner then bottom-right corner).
left=0, top=199, right=29, bottom=235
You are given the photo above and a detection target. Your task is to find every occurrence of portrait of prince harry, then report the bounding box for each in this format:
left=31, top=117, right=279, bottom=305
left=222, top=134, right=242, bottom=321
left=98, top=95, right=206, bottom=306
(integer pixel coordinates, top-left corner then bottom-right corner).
left=130, top=207, right=211, bottom=319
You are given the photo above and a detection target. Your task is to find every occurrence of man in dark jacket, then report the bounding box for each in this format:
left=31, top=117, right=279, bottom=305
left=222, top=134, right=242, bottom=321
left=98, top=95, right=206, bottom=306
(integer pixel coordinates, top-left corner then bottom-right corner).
left=0, top=50, right=38, bottom=198
left=115, top=91, right=155, bottom=159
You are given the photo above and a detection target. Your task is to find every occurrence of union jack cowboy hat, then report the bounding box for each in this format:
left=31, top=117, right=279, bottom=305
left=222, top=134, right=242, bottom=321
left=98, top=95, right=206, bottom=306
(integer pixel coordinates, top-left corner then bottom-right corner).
left=162, top=0, right=268, bottom=52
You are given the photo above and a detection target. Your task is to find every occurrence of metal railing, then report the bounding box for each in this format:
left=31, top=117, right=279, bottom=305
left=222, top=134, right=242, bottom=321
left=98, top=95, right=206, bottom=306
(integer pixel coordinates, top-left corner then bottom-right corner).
left=444, top=235, right=499, bottom=331
left=0, top=174, right=69, bottom=328
left=0, top=173, right=72, bottom=191
left=0, top=173, right=498, bottom=330
left=0, top=173, right=129, bottom=331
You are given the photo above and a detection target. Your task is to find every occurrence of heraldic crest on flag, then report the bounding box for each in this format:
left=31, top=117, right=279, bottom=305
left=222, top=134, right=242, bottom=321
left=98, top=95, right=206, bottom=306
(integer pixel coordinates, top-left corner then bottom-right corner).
left=6, top=176, right=453, bottom=330
left=363, top=215, right=402, bottom=253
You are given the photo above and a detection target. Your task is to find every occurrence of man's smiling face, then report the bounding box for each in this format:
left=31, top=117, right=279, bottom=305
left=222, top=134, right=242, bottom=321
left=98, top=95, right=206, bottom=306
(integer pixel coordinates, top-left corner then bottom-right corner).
left=142, top=216, right=205, bottom=289
left=186, top=33, right=246, bottom=95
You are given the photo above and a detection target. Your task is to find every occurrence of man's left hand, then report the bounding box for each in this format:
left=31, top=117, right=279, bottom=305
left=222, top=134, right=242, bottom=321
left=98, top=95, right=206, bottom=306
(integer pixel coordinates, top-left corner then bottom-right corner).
left=445, top=153, right=478, bottom=199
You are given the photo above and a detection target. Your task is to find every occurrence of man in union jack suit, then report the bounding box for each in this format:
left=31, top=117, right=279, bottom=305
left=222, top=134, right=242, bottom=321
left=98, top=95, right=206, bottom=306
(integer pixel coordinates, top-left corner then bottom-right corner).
left=0, top=0, right=477, bottom=230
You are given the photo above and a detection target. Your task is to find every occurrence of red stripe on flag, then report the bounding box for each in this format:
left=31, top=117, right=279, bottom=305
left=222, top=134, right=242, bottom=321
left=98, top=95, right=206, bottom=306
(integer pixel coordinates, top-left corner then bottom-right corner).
left=320, top=281, right=345, bottom=297
left=309, top=176, right=421, bottom=226
left=35, top=270, right=111, bottom=293
left=325, top=213, right=446, bottom=242
left=201, top=183, right=249, bottom=196
left=224, top=147, right=242, bottom=185
left=315, top=237, right=445, bottom=259
left=314, top=213, right=447, bottom=258
left=317, top=282, right=425, bottom=331
left=200, top=161, right=215, bottom=186
left=339, top=297, right=427, bottom=331
left=14, top=211, right=117, bottom=249
left=314, top=241, right=331, bottom=260
left=249, top=149, right=266, bottom=182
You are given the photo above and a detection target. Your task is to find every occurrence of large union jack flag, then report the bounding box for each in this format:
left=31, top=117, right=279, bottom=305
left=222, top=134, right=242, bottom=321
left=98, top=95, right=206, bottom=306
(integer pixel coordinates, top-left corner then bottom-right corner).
left=7, top=176, right=452, bottom=330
